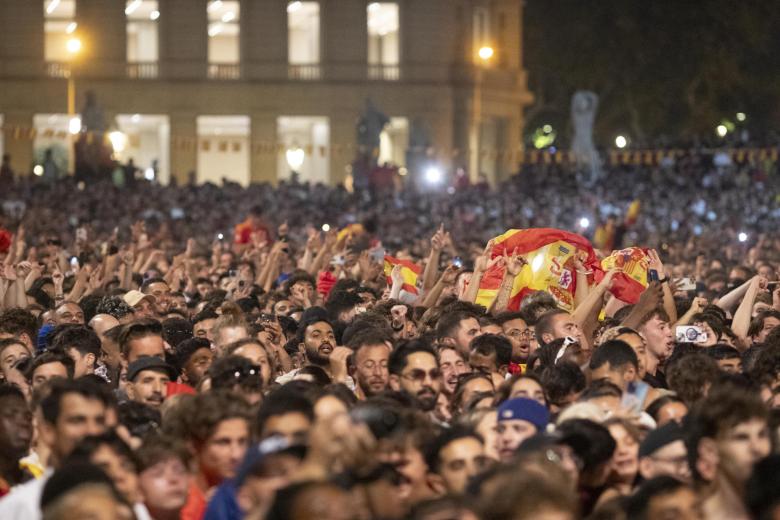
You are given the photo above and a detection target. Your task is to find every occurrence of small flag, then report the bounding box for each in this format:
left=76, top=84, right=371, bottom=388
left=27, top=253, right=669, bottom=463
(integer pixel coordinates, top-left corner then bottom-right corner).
left=384, top=255, right=422, bottom=295
left=597, top=247, right=649, bottom=303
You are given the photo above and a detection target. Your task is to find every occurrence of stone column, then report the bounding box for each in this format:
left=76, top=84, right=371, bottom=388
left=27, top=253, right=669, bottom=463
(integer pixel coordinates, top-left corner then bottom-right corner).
left=249, top=113, right=278, bottom=185
left=169, top=113, right=197, bottom=184
left=3, top=112, right=35, bottom=176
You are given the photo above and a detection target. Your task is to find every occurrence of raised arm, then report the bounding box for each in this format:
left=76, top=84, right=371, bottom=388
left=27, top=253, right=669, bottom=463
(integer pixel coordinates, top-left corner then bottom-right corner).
left=647, top=249, right=677, bottom=323
left=732, top=275, right=763, bottom=343
left=422, top=224, right=446, bottom=291
left=492, top=249, right=525, bottom=313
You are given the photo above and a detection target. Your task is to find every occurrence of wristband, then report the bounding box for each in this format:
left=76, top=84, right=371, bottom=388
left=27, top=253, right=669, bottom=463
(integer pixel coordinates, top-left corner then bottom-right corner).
left=658, top=277, right=669, bottom=284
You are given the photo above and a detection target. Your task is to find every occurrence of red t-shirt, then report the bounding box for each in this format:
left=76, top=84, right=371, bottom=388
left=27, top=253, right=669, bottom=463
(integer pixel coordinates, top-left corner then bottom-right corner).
left=180, top=481, right=206, bottom=520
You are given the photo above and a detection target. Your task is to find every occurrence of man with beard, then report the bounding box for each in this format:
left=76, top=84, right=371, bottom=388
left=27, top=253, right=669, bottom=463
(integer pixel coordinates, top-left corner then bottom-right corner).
left=0, top=384, right=33, bottom=496
left=277, top=316, right=354, bottom=388
left=389, top=340, right=442, bottom=418
left=346, top=329, right=392, bottom=399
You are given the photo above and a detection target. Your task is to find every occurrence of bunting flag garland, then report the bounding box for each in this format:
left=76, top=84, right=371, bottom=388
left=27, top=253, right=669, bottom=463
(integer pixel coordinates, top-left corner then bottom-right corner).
left=476, top=228, right=600, bottom=311
left=383, top=255, right=422, bottom=295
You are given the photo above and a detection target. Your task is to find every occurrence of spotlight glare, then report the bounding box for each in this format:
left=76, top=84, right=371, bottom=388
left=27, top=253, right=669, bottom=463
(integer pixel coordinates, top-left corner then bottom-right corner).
left=738, top=232, right=748, bottom=243
left=615, top=135, right=627, bottom=149
left=578, top=217, right=590, bottom=229
left=424, top=166, right=443, bottom=184
left=322, top=224, right=331, bottom=232
left=33, top=165, right=44, bottom=176
left=716, top=125, right=728, bottom=137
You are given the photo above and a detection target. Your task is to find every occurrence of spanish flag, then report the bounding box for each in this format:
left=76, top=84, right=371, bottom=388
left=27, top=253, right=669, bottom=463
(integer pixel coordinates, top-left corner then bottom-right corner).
left=597, top=247, right=649, bottom=303
left=476, top=228, right=600, bottom=311
left=384, top=255, right=422, bottom=295
left=337, top=223, right=365, bottom=243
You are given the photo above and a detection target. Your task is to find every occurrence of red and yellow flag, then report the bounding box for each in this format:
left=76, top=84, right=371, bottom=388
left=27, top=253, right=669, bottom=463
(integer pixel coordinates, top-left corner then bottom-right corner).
left=597, top=247, right=649, bottom=303
left=476, top=228, right=600, bottom=311
left=384, top=255, right=422, bottom=295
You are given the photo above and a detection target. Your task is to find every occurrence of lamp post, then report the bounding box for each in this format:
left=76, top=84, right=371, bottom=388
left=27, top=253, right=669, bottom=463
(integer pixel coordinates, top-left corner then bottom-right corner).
left=65, top=36, right=81, bottom=174
left=469, top=46, right=493, bottom=182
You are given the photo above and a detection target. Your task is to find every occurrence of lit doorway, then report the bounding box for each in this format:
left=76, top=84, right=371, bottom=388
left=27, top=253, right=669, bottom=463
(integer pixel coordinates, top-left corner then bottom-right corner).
left=378, top=117, right=408, bottom=167
left=197, top=115, right=250, bottom=186
left=114, top=114, right=170, bottom=184
left=276, top=116, right=329, bottom=184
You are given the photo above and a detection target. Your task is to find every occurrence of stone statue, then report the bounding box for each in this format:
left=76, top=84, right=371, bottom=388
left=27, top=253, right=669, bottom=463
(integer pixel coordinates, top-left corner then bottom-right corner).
left=570, top=91, right=602, bottom=183
left=75, top=90, right=112, bottom=181
left=80, top=90, right=107, bottom=133
left=356, top=98, right=389, bottom=152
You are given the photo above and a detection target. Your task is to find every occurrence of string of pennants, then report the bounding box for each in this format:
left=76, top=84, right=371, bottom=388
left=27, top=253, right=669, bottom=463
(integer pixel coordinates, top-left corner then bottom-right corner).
left=2, top=125, right=778, bottom=164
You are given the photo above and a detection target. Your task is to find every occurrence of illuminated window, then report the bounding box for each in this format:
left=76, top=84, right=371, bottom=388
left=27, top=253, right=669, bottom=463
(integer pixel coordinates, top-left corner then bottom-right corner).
left=367, top=3, right=399, bottom=66
left=126, top=1, right=159, bottom=63
left=287, top=2, right=320, bottom=65
left=44, top=0, right=76, bottom=63
left=207, top=0, right=240, bottom=67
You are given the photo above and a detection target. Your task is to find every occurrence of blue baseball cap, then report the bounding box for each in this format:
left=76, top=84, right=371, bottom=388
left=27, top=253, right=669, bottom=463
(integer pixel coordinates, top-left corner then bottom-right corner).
left=497, top=397, right=550, bottom=431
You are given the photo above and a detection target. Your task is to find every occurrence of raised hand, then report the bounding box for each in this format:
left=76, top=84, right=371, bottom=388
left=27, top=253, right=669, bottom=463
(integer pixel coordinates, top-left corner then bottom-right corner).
left=503, top=247, right=527, bottom=276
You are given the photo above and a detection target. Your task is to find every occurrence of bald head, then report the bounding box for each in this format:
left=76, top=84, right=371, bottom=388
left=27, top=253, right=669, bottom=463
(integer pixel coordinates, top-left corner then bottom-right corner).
left=89, top=314, right=120, bottom=337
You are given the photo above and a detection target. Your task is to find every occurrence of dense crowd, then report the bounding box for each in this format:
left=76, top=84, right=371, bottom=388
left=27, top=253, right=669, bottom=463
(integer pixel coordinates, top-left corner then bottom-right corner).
left=0, top=154, right=778, bottom=520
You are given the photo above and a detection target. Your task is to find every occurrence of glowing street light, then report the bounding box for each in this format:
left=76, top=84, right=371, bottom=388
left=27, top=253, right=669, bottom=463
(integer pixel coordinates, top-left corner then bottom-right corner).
left=68, top=117, right=81, bottom=135
left=716, top=125, right=728, bottom=137
left=478, top=46, right=494, bottom=61
left=615, top=135, right=628, bottom=149
left=736, top=112, right=746, bottom=122
left=424, top=166, right=443, bottom=184
left=109, top=131, right=127, bottom=153
left=66, top=37, right=82, bottom=55
left=285, top=147, right=305, bottom=171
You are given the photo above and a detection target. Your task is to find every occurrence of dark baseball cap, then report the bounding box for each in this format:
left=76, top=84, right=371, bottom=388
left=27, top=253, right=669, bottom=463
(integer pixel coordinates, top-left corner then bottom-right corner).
left=127, top=357, right=177, bottom=382
left=639, top=421, right=685, bottom=458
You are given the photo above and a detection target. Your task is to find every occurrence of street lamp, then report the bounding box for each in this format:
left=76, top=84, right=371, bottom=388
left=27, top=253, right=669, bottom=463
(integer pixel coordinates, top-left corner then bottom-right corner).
left=478, top=46, right=494, bottom=61
left=285, top=146, right=305, bottom=173
left=65, top=36, right=82, bottom=174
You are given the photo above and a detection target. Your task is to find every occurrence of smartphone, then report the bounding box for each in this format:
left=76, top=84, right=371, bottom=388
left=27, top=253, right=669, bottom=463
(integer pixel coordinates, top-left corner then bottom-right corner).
left=676, top=325, right=708, bottom=344
left=228, top=269, right=237, bottom=278
left=69, top=256, right=79, bottom=269
left=767, top=281, right=780, bottom=288
left=648, top=269, right=659, bottom=282
left=259, top=313, right=276, bottom=324
left=331, top=255, right=346, bottom=266
left=369, top=247, right=386, bottom=263
left=217, top=233, right=224, bottom=241
left=452, top=256, right=463, bottom=269
left=620, top=381, right=644, bottom=415
left=676, top=277, right=696, bottom=291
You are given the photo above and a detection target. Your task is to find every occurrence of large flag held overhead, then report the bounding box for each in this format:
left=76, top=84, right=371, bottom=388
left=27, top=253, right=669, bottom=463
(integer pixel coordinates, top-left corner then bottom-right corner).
left=384, top=255, right=422, bottom=295
left=476, top=228, right=600, bottom=311
left=597, top=247, right=650, bottom=303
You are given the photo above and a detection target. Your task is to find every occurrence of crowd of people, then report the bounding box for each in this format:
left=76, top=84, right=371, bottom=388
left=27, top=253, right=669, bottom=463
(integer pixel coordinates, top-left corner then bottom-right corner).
left=0, top=152, right=778, bottom=520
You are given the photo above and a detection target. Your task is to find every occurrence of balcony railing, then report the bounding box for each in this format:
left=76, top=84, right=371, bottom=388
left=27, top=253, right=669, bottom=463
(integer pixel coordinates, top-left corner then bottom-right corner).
left=127, top=62, right=159, bottom=79
left=288, top=64, right=321, bottom=81
left=208, top=63, right=241, bottom=80
left=368, top=64, right=400, bottom=81
left=45, top=62, right=71, bottom=78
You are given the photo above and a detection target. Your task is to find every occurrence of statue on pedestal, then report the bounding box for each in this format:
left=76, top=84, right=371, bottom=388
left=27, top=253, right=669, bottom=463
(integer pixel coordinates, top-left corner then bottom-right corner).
left=570, top=91, right=602, bottom=185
